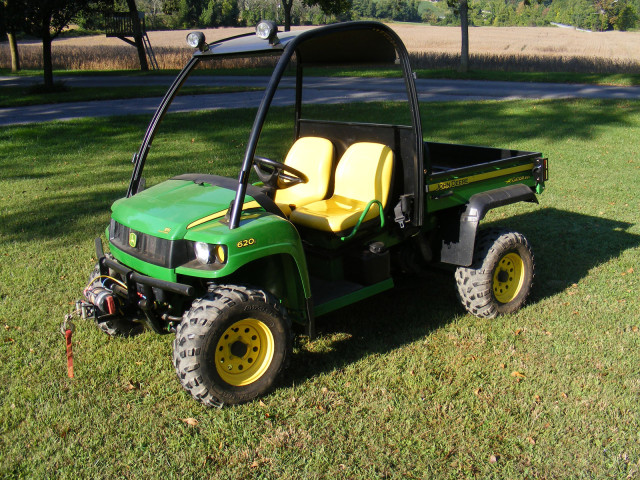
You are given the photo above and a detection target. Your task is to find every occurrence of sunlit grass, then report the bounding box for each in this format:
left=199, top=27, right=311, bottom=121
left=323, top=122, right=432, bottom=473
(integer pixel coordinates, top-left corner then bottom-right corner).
left=0, top=100, right=639, bottom=478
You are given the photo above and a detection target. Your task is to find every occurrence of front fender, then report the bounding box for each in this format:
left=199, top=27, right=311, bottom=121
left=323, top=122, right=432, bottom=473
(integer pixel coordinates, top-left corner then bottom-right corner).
left=178, top=213, right=311, bottom=297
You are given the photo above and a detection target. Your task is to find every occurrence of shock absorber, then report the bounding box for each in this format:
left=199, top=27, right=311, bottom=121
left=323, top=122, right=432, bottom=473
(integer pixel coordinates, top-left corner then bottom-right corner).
left=84, top=285, right=119, bottom=315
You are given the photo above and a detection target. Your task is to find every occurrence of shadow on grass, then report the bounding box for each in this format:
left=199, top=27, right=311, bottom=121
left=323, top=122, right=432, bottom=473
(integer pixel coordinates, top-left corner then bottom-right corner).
left=286, top=208, right=640, bottom=385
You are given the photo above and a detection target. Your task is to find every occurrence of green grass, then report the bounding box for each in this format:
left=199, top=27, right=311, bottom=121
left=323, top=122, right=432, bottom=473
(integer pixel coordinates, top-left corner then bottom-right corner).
left=3, top=67, right=640, bottom=87
left=0, top=85, right=262, bottom=108
left=1, top=100, right=639, bottom=478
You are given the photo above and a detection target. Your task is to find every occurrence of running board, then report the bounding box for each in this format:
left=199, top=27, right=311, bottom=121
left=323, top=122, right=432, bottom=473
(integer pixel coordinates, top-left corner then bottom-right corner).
left=313, top=277, right=394, bottom=317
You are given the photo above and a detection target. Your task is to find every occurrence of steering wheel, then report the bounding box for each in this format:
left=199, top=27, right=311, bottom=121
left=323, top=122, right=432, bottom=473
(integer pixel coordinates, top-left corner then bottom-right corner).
left=253, top=155, right=308, bottom=189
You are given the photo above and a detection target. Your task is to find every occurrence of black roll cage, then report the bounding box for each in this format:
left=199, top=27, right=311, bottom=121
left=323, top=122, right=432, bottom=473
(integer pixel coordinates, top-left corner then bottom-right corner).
left=126, top=21, right=424, bottom=230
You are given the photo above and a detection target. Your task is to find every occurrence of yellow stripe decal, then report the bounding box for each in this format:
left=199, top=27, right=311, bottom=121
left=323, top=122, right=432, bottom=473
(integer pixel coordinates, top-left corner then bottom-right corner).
left=187, top=200, right=261, bottom=229
left=428, top=164, right=534, bottom=192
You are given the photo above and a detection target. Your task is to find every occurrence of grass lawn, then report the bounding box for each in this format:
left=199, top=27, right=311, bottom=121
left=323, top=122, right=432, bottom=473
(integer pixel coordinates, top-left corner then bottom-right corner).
left=0, top=100, right=639, bottom=478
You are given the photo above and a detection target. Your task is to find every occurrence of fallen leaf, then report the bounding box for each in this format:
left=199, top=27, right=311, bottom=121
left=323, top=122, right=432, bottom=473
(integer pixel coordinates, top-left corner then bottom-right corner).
left=499, top=363, right=506, bottom=369
left=489, top=454, right=499, bottom=463
left=534, top=395, right=541, bottom=403
left=125, top=381, right=140, bottom=391
left=515, top=329, right=523, bottom=335
left=181, top=417, right=198, bottom=426
left=560, top=392, right=568, bottom=399
left=473, top=387, right=482, bottom=396
left=321, top=387, right=328, bottom=394
left=511, top=371, right=526, bottom=378
left=250, top=460, right=259, bottom=468
left=527, top=436, right=536, bottom=445
left=258, top=400, right=267, bottom=408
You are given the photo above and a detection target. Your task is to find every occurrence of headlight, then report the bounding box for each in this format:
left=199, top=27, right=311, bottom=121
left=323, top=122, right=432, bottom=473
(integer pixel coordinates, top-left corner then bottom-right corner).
left=186, top=31, right=208, bottom=52
left=256, top=20, right=279, bottom=44
left=194, top=242, right=227, bottom=265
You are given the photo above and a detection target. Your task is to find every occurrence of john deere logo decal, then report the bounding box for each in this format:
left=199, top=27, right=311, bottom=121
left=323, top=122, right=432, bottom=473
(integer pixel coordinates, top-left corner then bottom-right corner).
left=129, top=232, right=138, bottom=248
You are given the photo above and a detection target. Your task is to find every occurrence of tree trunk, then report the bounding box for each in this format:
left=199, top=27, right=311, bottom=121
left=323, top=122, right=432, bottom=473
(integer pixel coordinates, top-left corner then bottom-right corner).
left=42, top=19, right=54, bottom=88
left=126, top=0, right=149, bottom=71
left=459, top=0, right=469, bottom=73
left=282, top=0, right=292, bottom=32
left=8, top=27, right=21, bottom=73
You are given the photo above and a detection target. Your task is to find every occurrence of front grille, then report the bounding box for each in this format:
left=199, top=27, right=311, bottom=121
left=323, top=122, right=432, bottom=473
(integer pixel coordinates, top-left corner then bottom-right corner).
left=109, top=219, right=189, bottom=269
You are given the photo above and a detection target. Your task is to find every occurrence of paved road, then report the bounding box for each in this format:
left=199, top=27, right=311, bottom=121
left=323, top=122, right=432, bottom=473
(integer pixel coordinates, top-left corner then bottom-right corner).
left=2, top=74, right=640, bottom=126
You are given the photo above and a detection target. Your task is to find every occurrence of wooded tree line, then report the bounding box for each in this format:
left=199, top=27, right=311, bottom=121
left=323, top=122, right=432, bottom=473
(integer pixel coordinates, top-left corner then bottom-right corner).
left=439, top=0, right=640, bottom=31
left=1, top=0, right=638, bottom=86
left=126, top=0, right=640, bottom=31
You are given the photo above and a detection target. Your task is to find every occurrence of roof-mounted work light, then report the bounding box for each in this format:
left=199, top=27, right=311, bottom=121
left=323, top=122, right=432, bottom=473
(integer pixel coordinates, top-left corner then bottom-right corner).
left=186, top=31, right=208, bottom=52
left=256, top=20, right=279, bottom=45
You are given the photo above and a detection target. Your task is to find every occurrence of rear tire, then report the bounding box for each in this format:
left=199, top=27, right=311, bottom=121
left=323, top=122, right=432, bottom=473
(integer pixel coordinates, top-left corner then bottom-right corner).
left=455, top=229, right=534, bottom=319
left=172, top=285, right=291, bottom=407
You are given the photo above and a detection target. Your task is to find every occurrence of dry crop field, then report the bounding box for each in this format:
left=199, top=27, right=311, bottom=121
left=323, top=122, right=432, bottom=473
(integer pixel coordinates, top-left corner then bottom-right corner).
left=2, top=23, right=640, bottom=72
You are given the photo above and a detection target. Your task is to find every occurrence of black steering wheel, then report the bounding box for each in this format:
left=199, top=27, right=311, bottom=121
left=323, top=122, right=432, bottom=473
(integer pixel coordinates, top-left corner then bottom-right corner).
left=253, top=156, right=308, bottom=189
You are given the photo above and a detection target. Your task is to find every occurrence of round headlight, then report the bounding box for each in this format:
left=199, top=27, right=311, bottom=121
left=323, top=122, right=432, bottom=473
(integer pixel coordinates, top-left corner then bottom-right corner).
left=256, top=20, right=278, bottom=42
left=194, top=242, right=213, bottom=264
left=186, top=31, right=207, bottom=51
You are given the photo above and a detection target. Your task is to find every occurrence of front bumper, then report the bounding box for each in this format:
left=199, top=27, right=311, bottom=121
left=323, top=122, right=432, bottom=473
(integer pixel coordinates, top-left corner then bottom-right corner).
left=96, top=238, right=194, bottom=297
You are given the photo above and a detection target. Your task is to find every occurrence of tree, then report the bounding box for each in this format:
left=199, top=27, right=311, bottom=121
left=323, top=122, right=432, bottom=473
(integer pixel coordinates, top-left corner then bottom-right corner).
left=2, top=0, right=22, bottom=72
left=447, top=0, right=540, bottom=73
left=447, top=0, right=470, bottom=72
left=124, top=0, right=149, bottom=71
left=282, top=0, right=352, bottom=30
left=14, top=0, right=109, bottom=88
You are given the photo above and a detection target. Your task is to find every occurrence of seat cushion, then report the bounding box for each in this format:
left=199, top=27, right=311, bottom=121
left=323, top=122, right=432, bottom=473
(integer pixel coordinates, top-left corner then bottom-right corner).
left=290, top=195, right=381, bottom=232
left=289, top=142, right=394, bottom=233
left=274, top=137, right=334, bottom=215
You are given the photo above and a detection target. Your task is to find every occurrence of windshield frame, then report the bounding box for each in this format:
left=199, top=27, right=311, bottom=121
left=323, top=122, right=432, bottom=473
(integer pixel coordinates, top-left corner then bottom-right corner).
left=126, top=22, right=424, bottom=229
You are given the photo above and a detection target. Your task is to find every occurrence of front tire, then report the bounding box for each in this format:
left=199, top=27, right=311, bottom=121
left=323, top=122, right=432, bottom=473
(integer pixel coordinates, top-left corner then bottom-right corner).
left=172, top=285, right=291, bottom=407
left=455, top=229, right=534, bottom=319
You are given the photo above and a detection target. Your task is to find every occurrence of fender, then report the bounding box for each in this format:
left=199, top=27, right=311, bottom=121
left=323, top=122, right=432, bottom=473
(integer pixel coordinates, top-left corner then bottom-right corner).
left=440, top=184, right=538, bottom=266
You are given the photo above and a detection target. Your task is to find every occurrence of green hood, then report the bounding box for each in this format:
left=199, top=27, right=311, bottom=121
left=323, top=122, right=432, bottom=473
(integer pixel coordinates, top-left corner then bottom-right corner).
left=111, top=179, right=240, bottom=240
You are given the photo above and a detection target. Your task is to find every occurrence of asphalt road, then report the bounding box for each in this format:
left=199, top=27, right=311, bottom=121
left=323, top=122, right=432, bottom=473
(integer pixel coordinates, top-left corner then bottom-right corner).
left=2, top=74, right=640, bottom=126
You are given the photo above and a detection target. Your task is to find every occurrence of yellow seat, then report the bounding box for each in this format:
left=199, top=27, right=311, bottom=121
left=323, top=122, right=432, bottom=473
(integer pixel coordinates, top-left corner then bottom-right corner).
left=290, top=142, right=394, bottom=233
left=273, top=137, right=334, bottom=216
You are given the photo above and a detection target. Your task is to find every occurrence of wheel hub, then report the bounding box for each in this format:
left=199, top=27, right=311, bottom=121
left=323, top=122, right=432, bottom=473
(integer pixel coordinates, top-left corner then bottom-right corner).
left=214, top=318, right=275, bottom=386
left=230, top=340, right=248, bottom=358
left=492, top=252, right=525, bottom=304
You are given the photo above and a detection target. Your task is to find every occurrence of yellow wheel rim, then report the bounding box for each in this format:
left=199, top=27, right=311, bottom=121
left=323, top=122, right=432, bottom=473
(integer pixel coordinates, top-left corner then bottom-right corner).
left=215, top=318, right=274, bottom=387
left=492, top=252, right=525, bottom=304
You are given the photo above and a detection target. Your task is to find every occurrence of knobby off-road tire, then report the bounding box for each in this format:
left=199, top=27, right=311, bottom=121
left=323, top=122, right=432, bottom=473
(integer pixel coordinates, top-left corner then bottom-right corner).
left=88, top=263, right=143, bottom=337
left=455, top=229, right=534, bottom=319
left=172, top=285, right=292, bottom=407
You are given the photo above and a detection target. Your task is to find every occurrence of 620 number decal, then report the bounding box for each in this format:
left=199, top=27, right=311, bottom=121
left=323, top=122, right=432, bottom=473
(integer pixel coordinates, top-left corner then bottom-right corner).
left=237, top=238, right=256, bottom=248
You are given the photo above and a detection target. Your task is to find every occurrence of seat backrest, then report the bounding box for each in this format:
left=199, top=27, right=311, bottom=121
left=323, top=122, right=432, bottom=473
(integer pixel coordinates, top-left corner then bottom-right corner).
left=274, top=137, right=334, bottom=212
left=333, top=142, right=394, bottom=206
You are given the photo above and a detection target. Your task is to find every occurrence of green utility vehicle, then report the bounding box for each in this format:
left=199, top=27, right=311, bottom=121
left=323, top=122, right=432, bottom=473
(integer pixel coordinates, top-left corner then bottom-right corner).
left=83, top=21, right=548, bottom=407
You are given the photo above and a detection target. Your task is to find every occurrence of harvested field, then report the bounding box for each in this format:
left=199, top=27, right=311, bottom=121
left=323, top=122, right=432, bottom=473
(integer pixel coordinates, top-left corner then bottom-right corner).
left=2, top=23, right=640, bottom=73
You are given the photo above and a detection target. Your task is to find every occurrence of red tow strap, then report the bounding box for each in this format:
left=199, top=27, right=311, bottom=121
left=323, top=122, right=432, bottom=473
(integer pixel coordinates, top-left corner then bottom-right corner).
left=65, top=329, right=74, bottom=378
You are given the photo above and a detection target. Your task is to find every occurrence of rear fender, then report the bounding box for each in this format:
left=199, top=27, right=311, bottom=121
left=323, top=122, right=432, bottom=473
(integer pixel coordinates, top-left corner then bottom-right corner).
left=439, top=184, right=538, bottom=266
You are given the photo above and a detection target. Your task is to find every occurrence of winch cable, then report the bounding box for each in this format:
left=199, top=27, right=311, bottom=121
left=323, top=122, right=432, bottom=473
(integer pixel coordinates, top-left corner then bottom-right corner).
left=61, top=310, right=77, bottom=379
